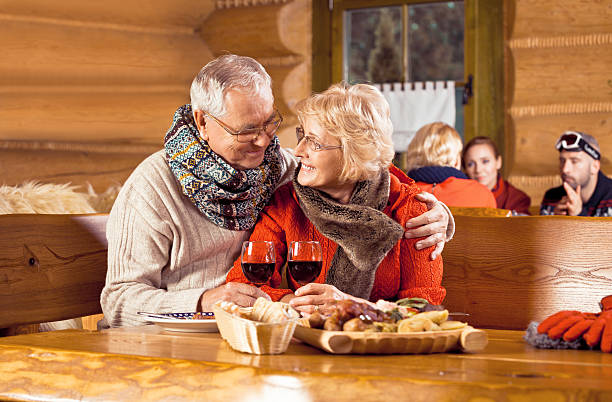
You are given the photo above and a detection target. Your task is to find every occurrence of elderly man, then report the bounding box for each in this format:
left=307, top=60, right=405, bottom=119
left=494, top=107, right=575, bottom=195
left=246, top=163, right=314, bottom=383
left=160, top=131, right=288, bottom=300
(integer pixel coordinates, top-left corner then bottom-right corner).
left=100, top=54, right=453, bottom=327
left=540, top=131, right=612, bottom=216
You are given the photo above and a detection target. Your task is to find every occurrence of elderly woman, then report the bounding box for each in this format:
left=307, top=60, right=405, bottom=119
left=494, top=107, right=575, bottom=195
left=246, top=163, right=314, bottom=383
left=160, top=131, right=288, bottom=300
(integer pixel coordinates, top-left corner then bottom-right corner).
left=405, top=122, right=496, bottom=208
left=226, top=83, right=445, bottom=313
left=462, top=136, right=531, bottom=215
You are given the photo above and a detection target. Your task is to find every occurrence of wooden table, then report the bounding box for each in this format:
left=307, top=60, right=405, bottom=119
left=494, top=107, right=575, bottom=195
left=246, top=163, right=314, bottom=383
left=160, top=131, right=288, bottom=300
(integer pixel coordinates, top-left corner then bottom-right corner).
left=0, top=326, right=610, bottom=401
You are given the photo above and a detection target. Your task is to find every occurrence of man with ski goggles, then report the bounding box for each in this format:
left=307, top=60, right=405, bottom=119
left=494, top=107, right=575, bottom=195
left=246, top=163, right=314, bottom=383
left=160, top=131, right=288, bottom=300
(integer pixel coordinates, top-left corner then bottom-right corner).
left=540, top=131, right=612, bottom=216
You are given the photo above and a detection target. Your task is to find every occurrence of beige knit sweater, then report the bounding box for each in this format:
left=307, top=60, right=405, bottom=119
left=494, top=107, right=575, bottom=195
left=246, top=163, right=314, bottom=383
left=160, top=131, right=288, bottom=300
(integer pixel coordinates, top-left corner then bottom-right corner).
left=100, top=149, right=297, bottom=327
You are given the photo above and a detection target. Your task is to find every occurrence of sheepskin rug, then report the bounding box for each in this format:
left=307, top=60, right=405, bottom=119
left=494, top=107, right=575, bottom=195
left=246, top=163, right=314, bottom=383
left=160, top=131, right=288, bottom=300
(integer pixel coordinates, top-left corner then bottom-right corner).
left=0, top=181, right=120, bottom=332
left=0, top=181, right=119, bottom=214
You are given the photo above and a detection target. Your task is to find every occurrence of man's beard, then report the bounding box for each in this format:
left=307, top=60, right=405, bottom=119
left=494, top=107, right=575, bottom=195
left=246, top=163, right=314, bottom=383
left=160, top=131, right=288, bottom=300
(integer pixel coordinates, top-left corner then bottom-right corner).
left=562, top=174, right=589, bottom=190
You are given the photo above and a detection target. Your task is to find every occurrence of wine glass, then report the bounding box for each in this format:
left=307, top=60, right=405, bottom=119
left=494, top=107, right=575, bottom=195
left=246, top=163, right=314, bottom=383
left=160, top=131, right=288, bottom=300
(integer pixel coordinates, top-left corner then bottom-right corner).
left=288, top=241, right=323, bottom=285
left=241, top=241, right=275, bottom=286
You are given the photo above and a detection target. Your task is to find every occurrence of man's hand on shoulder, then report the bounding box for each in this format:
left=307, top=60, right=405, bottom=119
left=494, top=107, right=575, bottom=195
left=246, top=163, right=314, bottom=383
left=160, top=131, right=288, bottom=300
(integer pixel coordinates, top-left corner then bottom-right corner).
left=199, top=282, right=271, bottom=311
left=404, top=192, right=452, bottom=260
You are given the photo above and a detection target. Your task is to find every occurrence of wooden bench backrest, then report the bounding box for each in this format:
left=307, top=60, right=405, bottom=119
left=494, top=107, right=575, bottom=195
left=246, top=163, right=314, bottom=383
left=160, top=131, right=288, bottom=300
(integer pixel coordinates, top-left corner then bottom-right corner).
left=442, top=215, right=612, bottom=330
left=0, top=214, right=108, bottom=328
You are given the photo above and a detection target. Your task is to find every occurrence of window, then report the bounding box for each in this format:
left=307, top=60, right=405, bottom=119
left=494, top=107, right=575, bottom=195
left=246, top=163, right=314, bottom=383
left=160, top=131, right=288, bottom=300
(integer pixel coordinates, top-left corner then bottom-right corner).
left=344, top=3, right=464, bottom=84
left=312, top=0, right=504, bottom=163
left=343, top=2, right=465, bottom=139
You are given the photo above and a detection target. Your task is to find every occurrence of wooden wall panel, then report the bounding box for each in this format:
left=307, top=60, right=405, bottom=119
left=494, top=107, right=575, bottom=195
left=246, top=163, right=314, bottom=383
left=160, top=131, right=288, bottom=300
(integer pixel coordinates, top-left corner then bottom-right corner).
left=0, top=0, right=312, bottom=192
left=504, top=0, right=612, bottom=204
left=0, top=146, right=155, bottom=193
left=0, top=21, right=210, bottom=86
left=0, top=89, right=189, bottom=141
left=0, top=1, right=219, bottom=191
left=509, top=0, right=612, bottom=37
left=0, top=1, right=214, bottom=29
left=201, top=5, right=295, bottom=57
left=510, top=46, right=612, bottom=106
left=507, top=175, right=561, bottom=210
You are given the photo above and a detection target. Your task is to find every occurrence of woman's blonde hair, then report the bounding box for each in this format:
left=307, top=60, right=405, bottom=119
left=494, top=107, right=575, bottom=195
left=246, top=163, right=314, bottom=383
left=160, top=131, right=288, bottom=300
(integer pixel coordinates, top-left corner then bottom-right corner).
left=404, top=122, right=463, bottom=172
left=295, top=82, right=394, bottom=183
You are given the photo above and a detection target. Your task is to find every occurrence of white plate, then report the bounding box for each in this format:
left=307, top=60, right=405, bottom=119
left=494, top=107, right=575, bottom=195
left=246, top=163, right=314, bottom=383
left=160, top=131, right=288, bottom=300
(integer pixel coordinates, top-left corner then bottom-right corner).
left=137, top=312, right=218, bottom=333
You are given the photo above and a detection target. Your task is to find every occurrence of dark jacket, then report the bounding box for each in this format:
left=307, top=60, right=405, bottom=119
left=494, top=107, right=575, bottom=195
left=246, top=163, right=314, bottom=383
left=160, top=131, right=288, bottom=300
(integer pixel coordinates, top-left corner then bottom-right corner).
left=540, top=171, right=612, bottom=216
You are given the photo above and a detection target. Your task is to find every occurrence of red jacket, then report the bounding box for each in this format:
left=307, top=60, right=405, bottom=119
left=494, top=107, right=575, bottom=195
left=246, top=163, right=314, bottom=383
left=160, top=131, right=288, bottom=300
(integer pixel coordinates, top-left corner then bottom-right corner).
left=492, top=176, right=531, bottom=214
left=415, top=177, right=497, bottom=208
left=226, top=170, right=446, bottom=304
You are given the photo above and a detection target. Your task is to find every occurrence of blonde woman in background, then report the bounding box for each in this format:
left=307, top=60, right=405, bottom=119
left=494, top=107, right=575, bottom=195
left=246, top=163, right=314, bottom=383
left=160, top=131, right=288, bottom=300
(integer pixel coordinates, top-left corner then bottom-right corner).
left=405, top=122, right=496, bottom=208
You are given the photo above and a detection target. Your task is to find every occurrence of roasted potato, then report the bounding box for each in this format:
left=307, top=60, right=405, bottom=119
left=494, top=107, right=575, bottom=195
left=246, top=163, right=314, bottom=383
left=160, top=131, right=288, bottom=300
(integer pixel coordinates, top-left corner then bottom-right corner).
left=342, top=317, right=374, bottom=332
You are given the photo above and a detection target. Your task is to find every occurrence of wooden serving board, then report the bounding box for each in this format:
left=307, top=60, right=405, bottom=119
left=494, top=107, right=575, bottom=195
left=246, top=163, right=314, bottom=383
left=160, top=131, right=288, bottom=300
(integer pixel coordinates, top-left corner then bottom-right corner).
left=293, top=325, right=488, bottom=354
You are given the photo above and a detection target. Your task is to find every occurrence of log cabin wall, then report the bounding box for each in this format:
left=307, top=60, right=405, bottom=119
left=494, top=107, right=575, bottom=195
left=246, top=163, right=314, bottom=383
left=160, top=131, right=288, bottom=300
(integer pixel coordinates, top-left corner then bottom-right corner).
left=1, top=0, right=609, bottom=206
left=504, top=0, right=612, bottom=206
left=0, top=0, right=310, bottom=193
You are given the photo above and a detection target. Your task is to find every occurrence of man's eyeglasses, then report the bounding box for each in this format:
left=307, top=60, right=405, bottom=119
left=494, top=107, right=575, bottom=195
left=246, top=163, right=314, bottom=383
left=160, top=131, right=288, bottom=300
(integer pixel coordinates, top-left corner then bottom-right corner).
left=296, top=126, right=342, bottom=152
left=555, top=131, right=600, bottom=160
left=203, top=109, right=283, bottom=143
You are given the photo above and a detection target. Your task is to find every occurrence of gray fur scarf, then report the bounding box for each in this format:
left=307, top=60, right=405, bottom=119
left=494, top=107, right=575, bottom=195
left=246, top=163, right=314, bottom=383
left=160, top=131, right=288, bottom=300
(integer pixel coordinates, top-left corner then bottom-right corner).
left=292, top=166, right=404, bottom=299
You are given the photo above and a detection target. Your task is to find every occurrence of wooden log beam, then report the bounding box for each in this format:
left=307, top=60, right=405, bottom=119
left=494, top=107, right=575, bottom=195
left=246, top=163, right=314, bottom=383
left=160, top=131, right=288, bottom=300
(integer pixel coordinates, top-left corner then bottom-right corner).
left=199, top=0, right=308, bottom=58
left=0, top=146, right=152, bottom=192
left=0, top=20, right=211, bottom=87
left=0, top=88, right=191, bottom=142
left=509, top=46, right=612, bottom=106
left=509, top=0, right=612, bottom=38
left=0, top=0, right=214, bottom=31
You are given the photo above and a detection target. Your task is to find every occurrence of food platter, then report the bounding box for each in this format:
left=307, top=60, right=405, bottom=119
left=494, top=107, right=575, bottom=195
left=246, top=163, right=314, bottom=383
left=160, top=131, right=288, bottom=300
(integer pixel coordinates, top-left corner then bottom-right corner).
left=293, top=325, right=487, bottom=354
left=137, top=312, right=218, bottom=333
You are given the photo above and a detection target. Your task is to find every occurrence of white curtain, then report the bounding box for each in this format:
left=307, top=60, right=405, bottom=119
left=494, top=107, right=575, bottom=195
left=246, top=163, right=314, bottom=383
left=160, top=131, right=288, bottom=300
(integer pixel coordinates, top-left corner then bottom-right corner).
left=378, top=81, right=456, bottom=152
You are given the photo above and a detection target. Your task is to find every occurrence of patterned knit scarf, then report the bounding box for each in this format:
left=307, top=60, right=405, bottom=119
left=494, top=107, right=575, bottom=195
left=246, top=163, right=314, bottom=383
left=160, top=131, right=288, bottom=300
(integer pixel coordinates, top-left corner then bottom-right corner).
left=164, top=104, right=282, bottom=231
left=293, top=167, right=404, bottom=299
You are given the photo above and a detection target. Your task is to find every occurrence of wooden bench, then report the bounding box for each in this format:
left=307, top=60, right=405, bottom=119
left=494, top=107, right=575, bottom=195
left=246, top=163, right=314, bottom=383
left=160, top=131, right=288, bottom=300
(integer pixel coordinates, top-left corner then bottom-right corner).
left=3, top=212, right=611, bottom=334
left=0, top=214, right=108, bottom=335
left=442, top=214, right=612, bottom=330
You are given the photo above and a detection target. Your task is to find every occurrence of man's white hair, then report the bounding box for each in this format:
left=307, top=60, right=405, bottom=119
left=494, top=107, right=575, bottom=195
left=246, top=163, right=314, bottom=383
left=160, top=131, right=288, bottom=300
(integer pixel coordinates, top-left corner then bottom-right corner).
left=190, top=54, right=272, bottom=117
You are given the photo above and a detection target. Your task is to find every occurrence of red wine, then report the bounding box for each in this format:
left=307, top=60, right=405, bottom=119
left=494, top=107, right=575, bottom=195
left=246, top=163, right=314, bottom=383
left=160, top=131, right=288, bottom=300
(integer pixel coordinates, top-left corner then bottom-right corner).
left=288, top=260, right=323, bottom=284
left=241, top=262, right=274, bottom=284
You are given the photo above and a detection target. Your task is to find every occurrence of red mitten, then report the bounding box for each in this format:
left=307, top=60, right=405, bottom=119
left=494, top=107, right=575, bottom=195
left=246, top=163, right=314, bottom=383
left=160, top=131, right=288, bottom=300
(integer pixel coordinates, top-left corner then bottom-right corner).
left=537, top=310, right=599, bottom=341
left=537, top=310, right=581, bottom=335
left=537, top=296, right=612, bottom=352
left=584, top=310, right=612, bottom=353
left=602, top=313, right=612, bottom=353
left=563, top=318, right=596, bottom=342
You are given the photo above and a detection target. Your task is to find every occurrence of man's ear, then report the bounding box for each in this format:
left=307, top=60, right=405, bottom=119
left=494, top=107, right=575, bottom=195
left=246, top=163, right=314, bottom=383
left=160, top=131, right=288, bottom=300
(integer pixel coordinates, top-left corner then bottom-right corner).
left=193, top=109, right=207, bottom=140
left=592, top=159, right=601, bottom=176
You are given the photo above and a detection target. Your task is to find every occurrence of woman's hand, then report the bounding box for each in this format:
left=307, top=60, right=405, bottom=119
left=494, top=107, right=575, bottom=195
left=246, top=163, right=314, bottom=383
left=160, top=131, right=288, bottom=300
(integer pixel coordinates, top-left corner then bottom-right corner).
left=404, top=192, right=454, bottom=260
left=288, top=283, right=350, bottom=315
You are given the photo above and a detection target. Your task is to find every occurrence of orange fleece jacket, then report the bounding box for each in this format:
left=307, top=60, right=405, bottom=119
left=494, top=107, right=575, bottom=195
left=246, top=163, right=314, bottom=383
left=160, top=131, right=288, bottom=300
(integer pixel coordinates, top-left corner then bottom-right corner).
left=226, top=170, right=446, bottom=304
left=415, top=177, right=497, bottom=208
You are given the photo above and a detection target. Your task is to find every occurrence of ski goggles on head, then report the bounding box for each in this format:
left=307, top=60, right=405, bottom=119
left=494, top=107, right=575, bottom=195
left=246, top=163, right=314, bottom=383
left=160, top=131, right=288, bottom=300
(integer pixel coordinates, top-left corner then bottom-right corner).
left=555, top=131, right=600, bottom=160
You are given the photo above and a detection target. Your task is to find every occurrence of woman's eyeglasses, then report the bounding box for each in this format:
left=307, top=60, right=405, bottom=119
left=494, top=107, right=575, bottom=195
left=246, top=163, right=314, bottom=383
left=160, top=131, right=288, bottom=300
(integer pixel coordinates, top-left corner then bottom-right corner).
left=203, top=109, right=283, bottom=143
left=295, top=126, right=342, bottom=152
